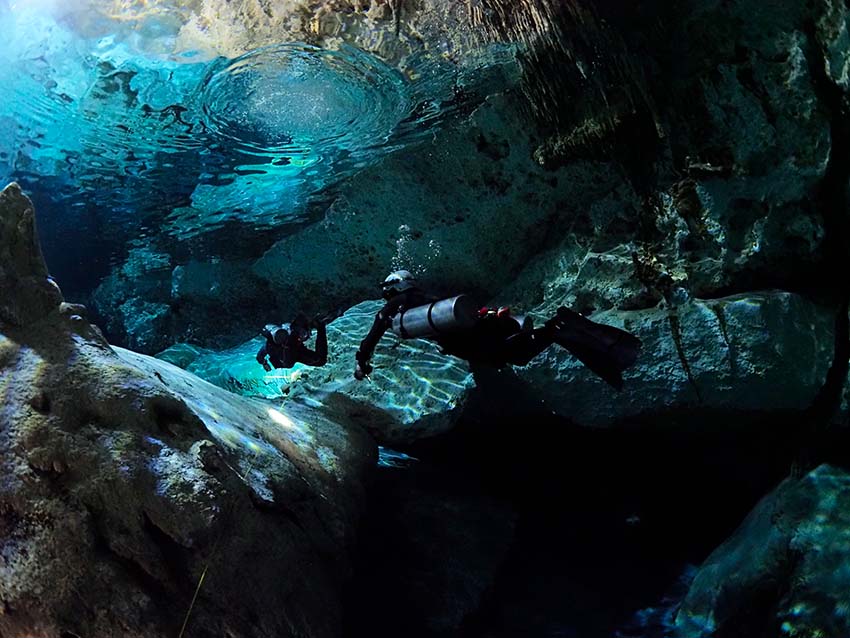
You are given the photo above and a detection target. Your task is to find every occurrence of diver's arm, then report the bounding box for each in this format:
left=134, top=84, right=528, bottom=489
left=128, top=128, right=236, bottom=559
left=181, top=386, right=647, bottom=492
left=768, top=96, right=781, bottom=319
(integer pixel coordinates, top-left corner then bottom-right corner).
left=297, top=325, right=328, bottom=367
left=354, top=302, right=400, bottom=380
left=356, top=306, right=393, bottom=365
left=256, top=344, right=272, bottom=371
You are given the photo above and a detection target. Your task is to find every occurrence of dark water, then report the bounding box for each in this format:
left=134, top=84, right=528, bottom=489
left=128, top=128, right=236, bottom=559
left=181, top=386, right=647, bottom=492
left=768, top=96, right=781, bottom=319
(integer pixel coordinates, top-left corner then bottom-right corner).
left=345, top=408, right=800, bottom=638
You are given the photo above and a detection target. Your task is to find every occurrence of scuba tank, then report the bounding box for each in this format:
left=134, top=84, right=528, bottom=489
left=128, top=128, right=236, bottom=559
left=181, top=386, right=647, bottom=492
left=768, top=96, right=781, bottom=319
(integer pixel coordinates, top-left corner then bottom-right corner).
left=392, top=295, right=478, bottom=339
left=262, top=324, right=289, bottom=345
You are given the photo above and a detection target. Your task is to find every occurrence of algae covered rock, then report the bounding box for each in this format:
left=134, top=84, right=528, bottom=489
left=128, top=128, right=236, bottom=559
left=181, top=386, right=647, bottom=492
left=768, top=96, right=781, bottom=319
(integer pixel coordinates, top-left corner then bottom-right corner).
left=0, top=183, right=376, bottom=638
left=675, top=464, right=850, bottom=637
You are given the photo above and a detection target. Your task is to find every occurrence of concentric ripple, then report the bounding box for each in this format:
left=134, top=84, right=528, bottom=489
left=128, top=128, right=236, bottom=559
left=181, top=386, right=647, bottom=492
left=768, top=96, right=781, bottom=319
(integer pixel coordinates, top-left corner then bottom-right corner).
left=198, top=43, right=410, bottom=159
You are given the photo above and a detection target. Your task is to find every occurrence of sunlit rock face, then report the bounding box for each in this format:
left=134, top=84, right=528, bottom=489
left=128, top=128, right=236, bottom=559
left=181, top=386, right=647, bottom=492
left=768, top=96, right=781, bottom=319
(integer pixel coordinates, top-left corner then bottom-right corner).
left=516, top=292, right=835, bottom=426
left=675, top=464, right=850, bottom=638
left=0, top=183, right=376, bottom=638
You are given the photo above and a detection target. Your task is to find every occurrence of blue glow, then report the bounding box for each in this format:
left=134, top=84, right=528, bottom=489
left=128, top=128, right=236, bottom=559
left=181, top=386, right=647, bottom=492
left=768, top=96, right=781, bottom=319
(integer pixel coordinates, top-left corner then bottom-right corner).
left=377, top=447, right=419, bottom=468
left=0, top=5, right=485, bottom=242
left=199, top=43, right=408, bottom=157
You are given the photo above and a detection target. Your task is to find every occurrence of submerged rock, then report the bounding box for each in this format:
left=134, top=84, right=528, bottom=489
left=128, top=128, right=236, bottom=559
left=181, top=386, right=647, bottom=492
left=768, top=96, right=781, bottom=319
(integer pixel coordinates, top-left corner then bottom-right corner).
left=0, top=183, right=376, bottom=638
left=517, top=292, right=835, bottom=426
left=91, top=249, right=272, bottom=354
left=675, top=464, right=850, bottom=637
left=159, top=301, right=476, bottom=448
left=298, top=301, right=476, bottom=447
left=0, top=183, right=63, bottom=326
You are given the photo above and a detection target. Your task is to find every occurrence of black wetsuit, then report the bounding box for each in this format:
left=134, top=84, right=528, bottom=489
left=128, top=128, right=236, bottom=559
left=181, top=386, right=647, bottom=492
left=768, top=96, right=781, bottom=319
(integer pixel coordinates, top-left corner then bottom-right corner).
left=257, top=324, right=328, bottom=369
left=357, top=288, right=434, bottom=362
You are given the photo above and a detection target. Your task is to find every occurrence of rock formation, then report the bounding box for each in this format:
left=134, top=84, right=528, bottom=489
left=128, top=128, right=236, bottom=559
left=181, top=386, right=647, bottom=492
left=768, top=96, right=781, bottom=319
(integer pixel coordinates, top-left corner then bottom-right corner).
left=0, top=182, right=376, bottom=638
left=676, top=464, right=850, bottom=638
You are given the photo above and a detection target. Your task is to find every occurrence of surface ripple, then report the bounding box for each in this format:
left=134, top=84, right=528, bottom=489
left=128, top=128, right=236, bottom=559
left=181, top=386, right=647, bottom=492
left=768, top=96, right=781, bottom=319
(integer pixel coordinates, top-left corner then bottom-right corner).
left=199, top=43, right=409, bottom=160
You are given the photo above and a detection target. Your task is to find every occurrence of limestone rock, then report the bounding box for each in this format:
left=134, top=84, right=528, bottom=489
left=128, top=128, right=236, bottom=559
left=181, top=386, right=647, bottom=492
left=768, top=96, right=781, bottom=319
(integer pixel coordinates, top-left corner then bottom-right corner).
left=675, top=464, right=850, bottom=637
left=0, top=184, right=376, bottom=638
left=656, top=0, right=831, bottom=297
left=90, top=245, right=173, bottom=352
left=91, top=249, right=277, bottom=353
left=516, top=292, right=835, bottom=426
left=815, top=0, right=850, bottom=91
left=0, top=183, right=63, bottom=326
left=528, top=0, right=833, bottom=310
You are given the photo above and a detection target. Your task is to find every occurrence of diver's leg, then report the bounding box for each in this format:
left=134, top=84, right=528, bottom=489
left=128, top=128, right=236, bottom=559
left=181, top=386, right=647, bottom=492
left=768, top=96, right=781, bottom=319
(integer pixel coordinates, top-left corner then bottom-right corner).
left=502, top=329, right=555, bottom=366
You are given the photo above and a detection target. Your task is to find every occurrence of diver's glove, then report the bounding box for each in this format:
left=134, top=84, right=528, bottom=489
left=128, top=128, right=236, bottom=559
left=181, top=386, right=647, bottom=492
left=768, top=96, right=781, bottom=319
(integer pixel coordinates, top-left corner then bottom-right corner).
left=354, top=351, right=373, bottom=381
left=262, top=361, right=272, bottom=372
left=312, top=307, right=345, bottom=328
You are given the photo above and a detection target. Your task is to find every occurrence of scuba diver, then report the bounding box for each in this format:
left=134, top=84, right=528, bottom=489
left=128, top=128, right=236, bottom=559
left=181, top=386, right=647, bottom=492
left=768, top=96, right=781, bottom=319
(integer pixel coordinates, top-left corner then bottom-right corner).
left=353, top=270, right=642, bottom=389
left=257, top=313, right=328, bottom=371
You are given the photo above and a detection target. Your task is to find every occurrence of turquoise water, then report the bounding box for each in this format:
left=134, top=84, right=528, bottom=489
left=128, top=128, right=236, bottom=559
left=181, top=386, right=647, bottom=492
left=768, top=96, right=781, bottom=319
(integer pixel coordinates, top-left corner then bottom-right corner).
left=0, top=2, right=502, bottom=244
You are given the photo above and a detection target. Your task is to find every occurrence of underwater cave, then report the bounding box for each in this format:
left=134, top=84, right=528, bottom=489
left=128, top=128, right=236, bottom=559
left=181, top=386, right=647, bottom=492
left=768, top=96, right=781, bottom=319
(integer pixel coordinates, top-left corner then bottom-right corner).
left=1, top=1, right=850, bottom=637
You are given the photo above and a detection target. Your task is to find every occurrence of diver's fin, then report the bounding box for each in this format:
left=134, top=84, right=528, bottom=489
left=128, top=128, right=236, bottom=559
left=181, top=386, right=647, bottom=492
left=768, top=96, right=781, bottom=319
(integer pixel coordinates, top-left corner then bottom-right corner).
left=549, top=307, right=642, bottom=390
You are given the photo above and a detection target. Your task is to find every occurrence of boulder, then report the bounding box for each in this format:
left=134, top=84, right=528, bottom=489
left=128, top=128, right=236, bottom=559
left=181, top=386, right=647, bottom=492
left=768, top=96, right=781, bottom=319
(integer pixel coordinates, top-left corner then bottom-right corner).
left=0, top=183, right=376, bottom=638
left=516, top=291, right=835, bottom=426
left=675, top=464, right=850, bottom=637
